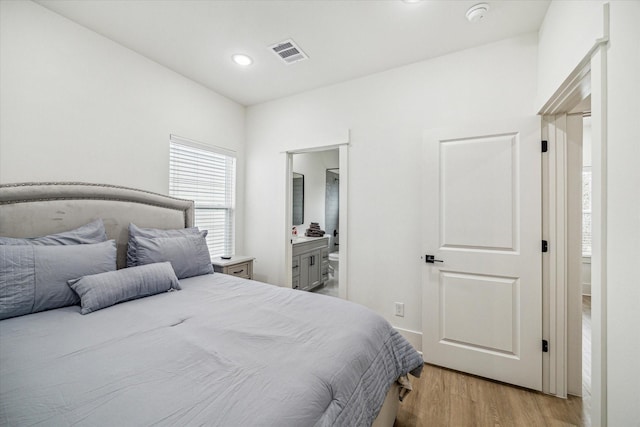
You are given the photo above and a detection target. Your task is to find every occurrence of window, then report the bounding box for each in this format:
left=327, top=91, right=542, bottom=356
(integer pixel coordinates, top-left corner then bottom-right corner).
left=169, top=135, right=236, bottom=258
left=582, top=166, right=592, bottom=256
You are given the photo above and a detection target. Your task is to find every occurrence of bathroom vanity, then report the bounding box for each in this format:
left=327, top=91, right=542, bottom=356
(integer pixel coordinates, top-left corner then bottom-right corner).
left=292, top=236, right=329, bottom=291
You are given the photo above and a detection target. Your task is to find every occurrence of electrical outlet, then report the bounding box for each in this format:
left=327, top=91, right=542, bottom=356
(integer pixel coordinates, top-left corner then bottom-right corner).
left=394, top=302, right=404, bottom=317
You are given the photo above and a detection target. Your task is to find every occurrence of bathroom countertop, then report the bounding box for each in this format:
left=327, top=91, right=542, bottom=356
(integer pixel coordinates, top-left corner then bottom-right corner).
left=292, top=235, right=330, bottom=244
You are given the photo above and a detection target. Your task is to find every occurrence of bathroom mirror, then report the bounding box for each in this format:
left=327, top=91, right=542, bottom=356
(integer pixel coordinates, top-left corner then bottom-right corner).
left=292, top=172, right=304, bottom=225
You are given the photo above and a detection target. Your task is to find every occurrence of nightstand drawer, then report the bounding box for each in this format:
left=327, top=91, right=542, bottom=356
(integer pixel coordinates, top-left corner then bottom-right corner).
left=226, top=262, right=250, bottom=278
left=211, top=256, right=255, bottom=280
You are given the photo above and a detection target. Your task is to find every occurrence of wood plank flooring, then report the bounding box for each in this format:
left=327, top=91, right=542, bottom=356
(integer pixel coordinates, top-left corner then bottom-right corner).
left=394, top=297, right=592, bottom=427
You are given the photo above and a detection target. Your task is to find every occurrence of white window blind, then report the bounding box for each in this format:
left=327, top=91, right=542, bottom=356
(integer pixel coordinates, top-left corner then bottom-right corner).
left=169, top=135, right=236, bottom=258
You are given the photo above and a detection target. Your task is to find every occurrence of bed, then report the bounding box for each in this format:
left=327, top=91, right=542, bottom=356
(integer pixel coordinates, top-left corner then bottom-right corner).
left=0, top=182, right=423, bottom=426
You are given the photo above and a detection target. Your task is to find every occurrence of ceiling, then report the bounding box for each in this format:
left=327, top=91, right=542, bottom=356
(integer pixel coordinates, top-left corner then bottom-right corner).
left=36, top=0, right=550, bottom=106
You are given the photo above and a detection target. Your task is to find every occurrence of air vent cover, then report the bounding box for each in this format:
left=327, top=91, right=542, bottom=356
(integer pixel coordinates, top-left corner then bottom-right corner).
left=269, top=39, right=308, bottom=65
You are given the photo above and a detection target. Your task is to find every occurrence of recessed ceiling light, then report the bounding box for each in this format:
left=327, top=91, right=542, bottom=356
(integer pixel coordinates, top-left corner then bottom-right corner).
left=466, top=3, right=490, bottom=23
left=232, top=54, right=253, bottom=66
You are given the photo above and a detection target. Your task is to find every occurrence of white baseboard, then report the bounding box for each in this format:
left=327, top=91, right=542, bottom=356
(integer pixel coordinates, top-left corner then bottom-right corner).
left=394, top=327, right=423, bottom=354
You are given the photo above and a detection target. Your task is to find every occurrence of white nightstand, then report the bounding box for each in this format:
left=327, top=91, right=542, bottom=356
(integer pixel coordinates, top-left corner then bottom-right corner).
left=211, top=256, right=254, bottom=280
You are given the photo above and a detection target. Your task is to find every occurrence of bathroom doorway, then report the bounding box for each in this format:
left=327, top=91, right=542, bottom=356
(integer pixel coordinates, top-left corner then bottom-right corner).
left=285, top=143, right=349, bottom=300
left=290, top=150, right=338, bottom=297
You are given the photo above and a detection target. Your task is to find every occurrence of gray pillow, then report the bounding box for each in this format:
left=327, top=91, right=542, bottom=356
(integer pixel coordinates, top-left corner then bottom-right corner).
left=135, top=232, right=213, bottom=279
left=0, top=219, right=107, bottom=246
left=68, top=262, right=181, bottom=315
left=0, top=240, right=117, bottom=320
left=0, top=245, right=35, bottom=321
left=126, top=223, right=202, bottom=267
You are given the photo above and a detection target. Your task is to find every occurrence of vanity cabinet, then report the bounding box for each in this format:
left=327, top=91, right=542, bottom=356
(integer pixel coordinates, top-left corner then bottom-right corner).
left=292, top=237, right=329, bottom=291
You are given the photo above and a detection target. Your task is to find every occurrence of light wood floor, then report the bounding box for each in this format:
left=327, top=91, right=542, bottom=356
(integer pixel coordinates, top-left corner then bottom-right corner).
left=395, top=297, right=592, bottom=427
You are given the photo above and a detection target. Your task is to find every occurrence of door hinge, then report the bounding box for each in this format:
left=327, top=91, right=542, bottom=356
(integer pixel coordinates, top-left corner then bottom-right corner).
left=542, top=339, right=549, bottom=352
left=542, top=240, right=548, bottom=253
left=541, top=140, right=548, bottom=153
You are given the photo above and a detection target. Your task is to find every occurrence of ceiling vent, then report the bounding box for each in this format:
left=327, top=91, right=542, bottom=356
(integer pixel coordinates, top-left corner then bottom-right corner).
left=269, top=39, right=308, bottom=65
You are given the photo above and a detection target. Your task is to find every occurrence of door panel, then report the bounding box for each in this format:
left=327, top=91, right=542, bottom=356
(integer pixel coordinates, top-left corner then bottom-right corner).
left=300, top=251, right=321, bottom=291
left=308, top=250, right=321, bottom=289
left=441, top=134, right=517, bottom=251
left=300, top=253, right=311, bottom=290
left=440, top=272, right=518, bottom=354
left=422, top=117, right=542, bottom=391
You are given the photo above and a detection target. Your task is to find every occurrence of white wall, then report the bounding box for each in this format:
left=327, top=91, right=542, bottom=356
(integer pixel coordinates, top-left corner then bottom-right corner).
left=0, top=1, right=246, bottom=251
left=245, top=33, right=538, bottom=334
left=604, top=2, right=640, bottom=424
left=537, top=0, right=606, bottom=109
left=292, top=150, right=339, bottom=233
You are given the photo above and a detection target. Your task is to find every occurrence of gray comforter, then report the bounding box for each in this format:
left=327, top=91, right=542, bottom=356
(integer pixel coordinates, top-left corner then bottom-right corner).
left=0, top=274, right=423, bottom=426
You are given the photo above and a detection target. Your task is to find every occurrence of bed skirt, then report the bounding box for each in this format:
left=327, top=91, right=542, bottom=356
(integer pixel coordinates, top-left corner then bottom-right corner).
left=372, top=383, right=401, bottom=427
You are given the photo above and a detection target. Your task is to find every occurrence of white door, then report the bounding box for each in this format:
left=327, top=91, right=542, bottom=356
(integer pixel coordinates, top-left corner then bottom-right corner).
left=422, top=117, right=542, bottom=391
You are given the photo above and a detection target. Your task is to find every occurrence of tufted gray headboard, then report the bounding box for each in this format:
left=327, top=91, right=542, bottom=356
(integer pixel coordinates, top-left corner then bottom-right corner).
left=0, top=182, right=194, bottom=269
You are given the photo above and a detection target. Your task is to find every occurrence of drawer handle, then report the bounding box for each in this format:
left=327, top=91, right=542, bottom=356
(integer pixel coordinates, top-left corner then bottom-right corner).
left=233, top=269, right=245, bottom=274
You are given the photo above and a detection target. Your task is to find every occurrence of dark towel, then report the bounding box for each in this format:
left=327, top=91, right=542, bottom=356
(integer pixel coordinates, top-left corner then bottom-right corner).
left=305, top=229, right=325, bottom=237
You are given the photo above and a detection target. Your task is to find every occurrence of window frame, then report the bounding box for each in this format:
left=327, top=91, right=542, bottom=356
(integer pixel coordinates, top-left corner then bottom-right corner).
left=169, top=135, right=236, bottom=258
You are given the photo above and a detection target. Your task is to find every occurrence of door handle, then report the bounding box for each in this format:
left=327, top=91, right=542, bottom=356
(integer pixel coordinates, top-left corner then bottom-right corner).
left=425, top=254, right=444, bottom=264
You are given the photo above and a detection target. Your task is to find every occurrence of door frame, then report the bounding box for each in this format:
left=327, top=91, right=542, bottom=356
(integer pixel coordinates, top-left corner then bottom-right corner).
left=284, top=141, right=350, bottom=300
left=540, top=113, right=584, bottom=398
left=538, top=11, right=608, bottom=423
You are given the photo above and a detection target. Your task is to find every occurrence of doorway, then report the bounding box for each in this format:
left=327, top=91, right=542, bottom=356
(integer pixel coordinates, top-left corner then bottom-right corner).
left=540, top=109, right=592, bottom=427
left=285, top=144, right=349, bottom=300
left=539, top=48, right=603, bottom=426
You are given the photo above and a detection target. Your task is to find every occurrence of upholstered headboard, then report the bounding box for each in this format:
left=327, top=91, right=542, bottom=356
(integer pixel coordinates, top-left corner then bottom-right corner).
left=0, top=182, right=194, bottom=268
